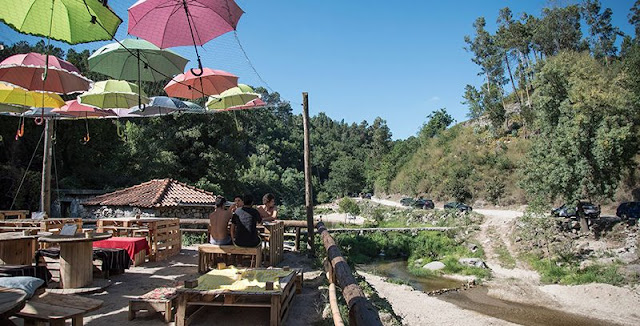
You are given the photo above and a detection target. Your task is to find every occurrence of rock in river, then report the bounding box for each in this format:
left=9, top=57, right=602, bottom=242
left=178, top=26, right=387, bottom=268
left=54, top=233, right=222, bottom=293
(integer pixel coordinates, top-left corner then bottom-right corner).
left=423, top=261, right=446, bottom=271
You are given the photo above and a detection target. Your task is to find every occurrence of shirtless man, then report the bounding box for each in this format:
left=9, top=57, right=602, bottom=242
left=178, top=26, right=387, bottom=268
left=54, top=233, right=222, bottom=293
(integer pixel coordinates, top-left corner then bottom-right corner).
left=209, top=196, right=232, bottom=245
left=257, top=193, right=278, bottom=222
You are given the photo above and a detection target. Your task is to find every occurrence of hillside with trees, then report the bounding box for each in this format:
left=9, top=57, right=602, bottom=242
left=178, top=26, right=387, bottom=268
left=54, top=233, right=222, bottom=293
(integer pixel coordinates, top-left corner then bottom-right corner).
left=379, top=1, right=640, bottom=208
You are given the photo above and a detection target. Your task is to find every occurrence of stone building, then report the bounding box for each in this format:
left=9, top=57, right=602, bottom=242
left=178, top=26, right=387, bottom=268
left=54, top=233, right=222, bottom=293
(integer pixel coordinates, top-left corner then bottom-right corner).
left=82, top=179, right=216, bottom=219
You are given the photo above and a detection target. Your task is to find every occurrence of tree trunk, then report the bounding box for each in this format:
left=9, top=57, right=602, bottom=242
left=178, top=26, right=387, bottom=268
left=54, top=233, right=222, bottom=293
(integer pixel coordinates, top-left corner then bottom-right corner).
left=504, top=52, right=522, bottom=106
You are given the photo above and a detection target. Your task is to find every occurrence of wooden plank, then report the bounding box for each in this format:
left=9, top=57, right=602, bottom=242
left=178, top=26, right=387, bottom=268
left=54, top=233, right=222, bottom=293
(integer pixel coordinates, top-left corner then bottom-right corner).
left=0, top=238, right=34, bottom=265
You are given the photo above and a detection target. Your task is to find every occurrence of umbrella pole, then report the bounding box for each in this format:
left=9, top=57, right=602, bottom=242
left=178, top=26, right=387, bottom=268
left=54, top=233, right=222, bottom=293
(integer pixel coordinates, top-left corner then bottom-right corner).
left=137, top=50, right=145, bottom=111
left=40, top=118, right=53, bottom=216
left=42, top=0, right=56, bottom=82
left=181, top=0, right=203, bottom=76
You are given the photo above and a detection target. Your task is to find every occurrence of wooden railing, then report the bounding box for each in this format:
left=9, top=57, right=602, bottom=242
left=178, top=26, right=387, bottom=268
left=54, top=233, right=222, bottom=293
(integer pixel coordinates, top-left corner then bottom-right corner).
left=317, top=221, right=382, bottom=326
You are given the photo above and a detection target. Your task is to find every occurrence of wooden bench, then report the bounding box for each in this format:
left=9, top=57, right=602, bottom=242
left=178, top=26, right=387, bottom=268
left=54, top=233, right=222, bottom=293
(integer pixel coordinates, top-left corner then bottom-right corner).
left=198, top=244, right=261, bottom=273
left=17, top=291, right=102, bottom=326
left=129, top=287, right=178, bottom=323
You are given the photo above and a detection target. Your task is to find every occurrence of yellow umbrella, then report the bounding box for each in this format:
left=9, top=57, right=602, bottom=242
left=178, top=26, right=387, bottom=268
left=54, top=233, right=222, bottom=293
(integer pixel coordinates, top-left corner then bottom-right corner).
left=0, top=83, right=64, bottom=108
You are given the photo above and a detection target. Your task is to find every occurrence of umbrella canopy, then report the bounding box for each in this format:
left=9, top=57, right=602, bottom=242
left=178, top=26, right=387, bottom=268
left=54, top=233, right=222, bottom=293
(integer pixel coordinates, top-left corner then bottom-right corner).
left=164, top=68, right=237, bottom=100
left=182, top=101, right=206, bottom=113
left=0, top=103, right=29, bottom=114
left=0, top=0, right=122, bottom=44
left=128, top=0, right=244, bottom=49
left=23, top=107, right=73, bottom=118
left=79, top=80, right=149, bottom=109
left=206, top=84, right=259, bottom=110
left=52, top=100, right=116, bottom=118
left=222, top=98, right=266, bottom=111
left=129, top=96, right=188, bottom=116
left=0, top=52, right=92, bottom=94
left=0, top=82, right=64, bottom=108
left=88, top=39, right=188, bottom=82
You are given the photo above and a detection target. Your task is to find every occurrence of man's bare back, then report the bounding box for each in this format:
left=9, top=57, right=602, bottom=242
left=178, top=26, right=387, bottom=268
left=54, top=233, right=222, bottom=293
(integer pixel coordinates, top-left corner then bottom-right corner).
left=209, top=208, right=232, bottom=241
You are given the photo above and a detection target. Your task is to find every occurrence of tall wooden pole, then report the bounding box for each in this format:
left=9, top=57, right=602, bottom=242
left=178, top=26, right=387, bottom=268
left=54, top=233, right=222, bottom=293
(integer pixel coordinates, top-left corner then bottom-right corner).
left=40, top=118, right=53, bottom=216
left=302, top=92, right=315, bottom=256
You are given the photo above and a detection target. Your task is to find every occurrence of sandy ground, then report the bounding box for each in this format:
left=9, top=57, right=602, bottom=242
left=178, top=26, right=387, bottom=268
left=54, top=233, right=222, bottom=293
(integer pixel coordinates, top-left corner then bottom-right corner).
left=316, top=212, right=366, bottom=225
left=365, top=198, right=640, bottom=326
left=10, top=248, right=325, bottom=326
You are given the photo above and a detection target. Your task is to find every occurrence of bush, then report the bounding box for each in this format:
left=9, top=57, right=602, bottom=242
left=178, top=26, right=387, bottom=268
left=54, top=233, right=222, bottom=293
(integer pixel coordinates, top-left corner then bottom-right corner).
left=338, top=197, right=360, bottom=216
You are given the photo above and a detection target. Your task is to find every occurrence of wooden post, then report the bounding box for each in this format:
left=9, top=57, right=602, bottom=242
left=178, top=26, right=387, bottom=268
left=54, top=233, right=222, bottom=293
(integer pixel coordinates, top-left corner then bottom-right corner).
left=40, top=119, right=53, bottom=216
left=302, top=92, right=314, bottom=257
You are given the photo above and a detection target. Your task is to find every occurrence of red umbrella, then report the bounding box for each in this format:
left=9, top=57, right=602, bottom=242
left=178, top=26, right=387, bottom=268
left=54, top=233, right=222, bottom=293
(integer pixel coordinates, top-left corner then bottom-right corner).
left=52, top=100, right=116, bottom=118
left=164, top=68, right=238, bottom=100
left=128, top=0, right=244, bottom=76
left=0, top=53, right=92, bottom=94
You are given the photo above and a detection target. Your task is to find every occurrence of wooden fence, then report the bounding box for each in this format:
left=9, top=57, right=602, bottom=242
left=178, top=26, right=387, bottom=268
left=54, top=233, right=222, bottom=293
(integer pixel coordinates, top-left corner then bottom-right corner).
left=317, top=221, right=382, bottom=326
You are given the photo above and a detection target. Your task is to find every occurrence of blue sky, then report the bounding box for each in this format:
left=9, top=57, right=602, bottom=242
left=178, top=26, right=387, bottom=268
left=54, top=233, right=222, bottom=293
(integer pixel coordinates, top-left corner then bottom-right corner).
left=1, top=0, right=636, bottom=139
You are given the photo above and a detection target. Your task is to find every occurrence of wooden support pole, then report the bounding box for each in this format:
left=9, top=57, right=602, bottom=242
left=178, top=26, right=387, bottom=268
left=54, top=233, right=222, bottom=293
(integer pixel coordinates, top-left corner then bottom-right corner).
left=40, top=119, right=53, bottom=216
left=302, top=92, right=315, bottom=257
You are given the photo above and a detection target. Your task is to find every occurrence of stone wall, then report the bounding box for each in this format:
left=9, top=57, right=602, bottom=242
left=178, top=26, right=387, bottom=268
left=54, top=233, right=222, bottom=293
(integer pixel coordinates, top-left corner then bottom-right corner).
left=81, top=205, right=213, bottom=220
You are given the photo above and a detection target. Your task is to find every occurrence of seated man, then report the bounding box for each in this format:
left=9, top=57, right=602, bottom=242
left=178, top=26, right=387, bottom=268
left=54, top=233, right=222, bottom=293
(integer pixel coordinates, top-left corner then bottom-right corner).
left=230, top=194, right=262, bottom=247
left=257, top=193, right=278, bottom=222
left=209, top=196, right=232, bottom=245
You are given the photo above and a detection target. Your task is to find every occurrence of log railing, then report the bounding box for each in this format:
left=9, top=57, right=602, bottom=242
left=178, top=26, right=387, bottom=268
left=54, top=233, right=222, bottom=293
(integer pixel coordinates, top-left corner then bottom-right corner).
left=317, top=221, right=382, bottom=326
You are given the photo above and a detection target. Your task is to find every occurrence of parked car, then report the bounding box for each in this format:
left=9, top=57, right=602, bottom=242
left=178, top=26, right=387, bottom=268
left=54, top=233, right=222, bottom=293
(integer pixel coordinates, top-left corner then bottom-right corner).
left=551, top=202, right=600, bottom=219
left=412, top=199, right=435, bottom=209
left=444, top=202, right=472, bottom=212
left=616, top=202, right=640, bottom=220
left=400, top=197, right=414, bottom=206
left=362, top=193, right=372, bottom=199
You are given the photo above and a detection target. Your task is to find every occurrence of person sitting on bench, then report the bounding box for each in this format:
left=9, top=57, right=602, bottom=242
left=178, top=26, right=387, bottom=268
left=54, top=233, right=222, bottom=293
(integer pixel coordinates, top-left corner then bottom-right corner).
left=230, top=194, right=262, bottom=247
left=209, top=196, right=232, bottom=245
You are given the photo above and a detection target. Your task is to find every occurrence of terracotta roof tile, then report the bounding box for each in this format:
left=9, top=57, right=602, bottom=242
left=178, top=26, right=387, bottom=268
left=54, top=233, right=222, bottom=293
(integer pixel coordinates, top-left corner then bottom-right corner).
left=83, top=179, right=216, bottom=208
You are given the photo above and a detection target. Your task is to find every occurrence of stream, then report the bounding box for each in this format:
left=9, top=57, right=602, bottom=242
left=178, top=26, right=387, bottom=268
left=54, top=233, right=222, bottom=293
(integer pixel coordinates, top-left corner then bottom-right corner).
left=361, top=260, right=618, bottom=326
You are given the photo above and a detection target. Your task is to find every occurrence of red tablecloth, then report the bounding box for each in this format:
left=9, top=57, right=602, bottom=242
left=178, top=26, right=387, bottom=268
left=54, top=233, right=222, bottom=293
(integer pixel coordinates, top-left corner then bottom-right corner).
left=92, top=237, right=150, bottom=260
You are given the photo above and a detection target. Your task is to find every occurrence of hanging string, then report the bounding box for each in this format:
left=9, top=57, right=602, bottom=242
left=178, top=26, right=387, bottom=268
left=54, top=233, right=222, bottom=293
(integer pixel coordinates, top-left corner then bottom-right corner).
left=9, top=128, right=45, bottom=209
left=81, top=116, right=90, bottom=144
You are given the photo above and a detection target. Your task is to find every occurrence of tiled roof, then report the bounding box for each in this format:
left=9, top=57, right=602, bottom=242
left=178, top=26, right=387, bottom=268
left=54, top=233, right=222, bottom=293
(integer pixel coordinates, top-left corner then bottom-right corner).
left=83, top=179, right=216, bottom=208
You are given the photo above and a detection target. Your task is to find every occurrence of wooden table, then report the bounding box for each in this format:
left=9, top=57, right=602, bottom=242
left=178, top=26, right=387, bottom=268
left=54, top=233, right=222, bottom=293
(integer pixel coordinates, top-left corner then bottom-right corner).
left=38, top=233, right=111, bottom=289
left=0, top=287, right=27, bottom=325
left=17, top=291, right=103, bottom=326
left=97, top=218, right=180, bottom=262
left=0, top=232, right=51, bottom=265
left=175, top=268, right=300, bottom=326
left=0, top=210, right=29, bottom=220
left=0, top=218, right=82, bottom=234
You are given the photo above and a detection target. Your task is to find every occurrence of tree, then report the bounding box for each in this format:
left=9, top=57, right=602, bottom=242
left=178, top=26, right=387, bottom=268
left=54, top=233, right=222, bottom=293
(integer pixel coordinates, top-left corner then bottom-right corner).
left=629, top=0, right=640, bottom=40
left=463, top=85, right=484, bottom=119
left=533, top=6, right=584, bottom=57
left=324, top=156, right=366, bottom=197
left=582, top=0, right=622, bottom=62
left=496, top=7, right=523, bottom=106
left=419, top=109, right=454, bottom=140
left=521, top=52, right=639, bottom=205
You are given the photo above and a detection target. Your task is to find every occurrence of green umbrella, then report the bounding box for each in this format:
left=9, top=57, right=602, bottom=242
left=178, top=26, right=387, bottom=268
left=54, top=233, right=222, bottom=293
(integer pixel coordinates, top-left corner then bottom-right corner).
left=88, top=39, right=188, bottom=82
left=0, top=0, right=122, bottom=45
left=206, top=84, right=259, bottom=110
left=78, top=80, right=149, bottom=109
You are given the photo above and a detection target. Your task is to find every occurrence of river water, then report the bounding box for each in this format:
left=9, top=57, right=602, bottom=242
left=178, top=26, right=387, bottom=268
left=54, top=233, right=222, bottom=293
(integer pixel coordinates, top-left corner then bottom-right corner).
left=361, top=260, right=619, bottom=326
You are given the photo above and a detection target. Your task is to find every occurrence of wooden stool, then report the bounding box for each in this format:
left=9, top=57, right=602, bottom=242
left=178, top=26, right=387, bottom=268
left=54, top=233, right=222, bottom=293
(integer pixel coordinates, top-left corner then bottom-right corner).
left=18, top=292, right=102, bottom=326
left=129, top=287, right=178, bottom=322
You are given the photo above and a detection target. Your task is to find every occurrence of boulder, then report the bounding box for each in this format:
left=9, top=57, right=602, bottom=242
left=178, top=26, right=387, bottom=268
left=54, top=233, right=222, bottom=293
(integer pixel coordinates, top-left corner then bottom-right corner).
left=467, top=243, right=478, bottom=253
left=458, top=258, right=488, bottom=269
left=618, top=252, right=638, bottom=264
left=423, top=261, right=446, bottom=271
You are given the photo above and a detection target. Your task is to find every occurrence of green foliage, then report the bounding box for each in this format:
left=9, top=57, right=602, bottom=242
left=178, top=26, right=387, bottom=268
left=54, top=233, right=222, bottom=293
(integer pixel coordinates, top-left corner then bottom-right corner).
left=521, top=52, right=639, bottom=204
left=418, top=108, right=454, bottom=140
left=337, top=197, right=360, bottom=216
left=485, top=176, right=506, bottom=205
left=182, top=232, right=207, bottom=246
left=529, top=258, right=625, bottom=285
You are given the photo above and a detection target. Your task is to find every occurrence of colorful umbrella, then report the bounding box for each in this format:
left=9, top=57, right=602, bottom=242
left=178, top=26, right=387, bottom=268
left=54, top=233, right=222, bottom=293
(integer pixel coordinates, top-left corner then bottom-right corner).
left=0, top=82, right=64, bottom=108
left=0, top=103, right=29, bottom=114
left=182, top=101, right=206, bottom=113
left=128, top=0, right=243, bottom=75
left=52, top=100, right=116, bottom=118
left=79, top=80, right=149, bottom=109
left=206, top=84, right=259, bottom=110
left=129, top=96, right=188, bottom=116
left=23, top=107, right=73, bottom=118
left=88, top=39, right=188, bottom=82
left=221, top=98, right=266, bottom=111
left=164, top=68, right=237, bottom=100
left=0, top=0, right=122, bottom=45
left=0, top=52, right=92, bottom=94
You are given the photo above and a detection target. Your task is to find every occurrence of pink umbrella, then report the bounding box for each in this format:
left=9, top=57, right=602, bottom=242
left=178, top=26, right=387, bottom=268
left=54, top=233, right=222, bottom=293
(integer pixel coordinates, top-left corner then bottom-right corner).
left=128, top=0, right=244, bottom=75
left=164, top=68, right=238, bottom=99
left=0, top=53, right=92, bottom=94
left=215, top=98, right=266, bottom=111
left=52, top=100, right=116, bottom=118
